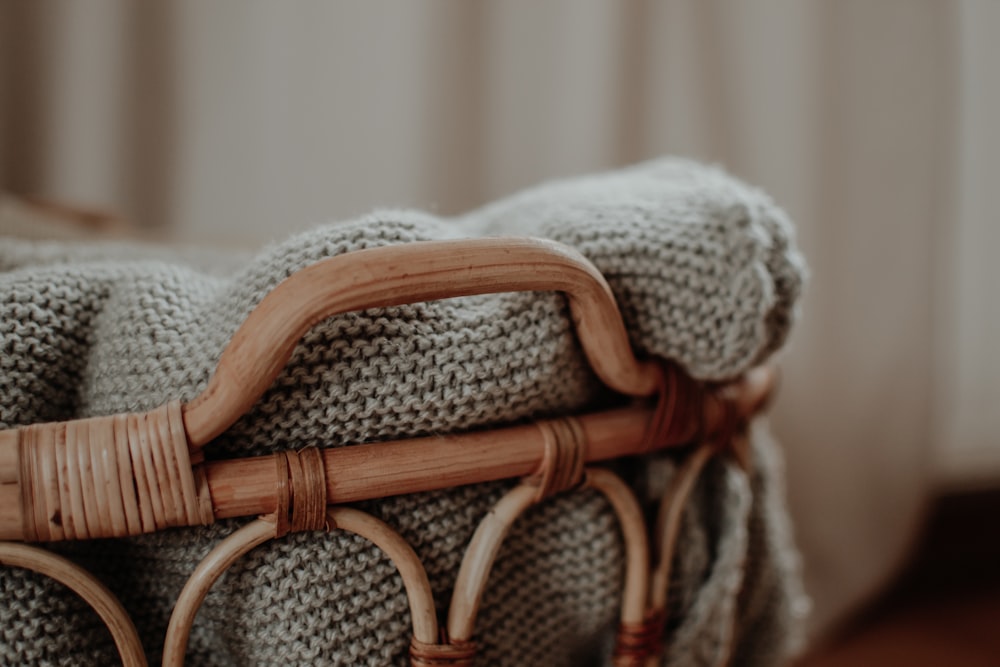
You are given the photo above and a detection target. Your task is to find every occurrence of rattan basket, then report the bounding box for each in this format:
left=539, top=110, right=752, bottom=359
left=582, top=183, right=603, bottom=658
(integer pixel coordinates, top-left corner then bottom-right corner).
left=0, top=238, right=773, bottom=666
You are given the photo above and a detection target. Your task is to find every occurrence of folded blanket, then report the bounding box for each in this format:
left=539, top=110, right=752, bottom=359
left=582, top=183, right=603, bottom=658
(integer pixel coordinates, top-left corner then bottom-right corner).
left=0, top=158, right=807, bottom=666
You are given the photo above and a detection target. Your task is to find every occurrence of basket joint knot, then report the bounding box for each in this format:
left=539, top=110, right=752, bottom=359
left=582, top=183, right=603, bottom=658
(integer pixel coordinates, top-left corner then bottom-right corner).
left=530, top=416, right=587, bottom=501
left=272, top=447, right=327, bottom=537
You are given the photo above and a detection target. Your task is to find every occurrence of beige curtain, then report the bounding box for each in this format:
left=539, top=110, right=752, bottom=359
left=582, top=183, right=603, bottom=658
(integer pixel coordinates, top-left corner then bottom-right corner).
left=3, top=0, right=998, bottom=640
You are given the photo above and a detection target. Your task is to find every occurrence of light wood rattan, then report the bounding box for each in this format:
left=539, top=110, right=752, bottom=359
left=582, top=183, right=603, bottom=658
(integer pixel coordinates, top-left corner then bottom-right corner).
left=0, top=541, right=147, bottom=666
left=0, top=237, right=778, bottom=665
left=162, top=507, right=438, bottom=667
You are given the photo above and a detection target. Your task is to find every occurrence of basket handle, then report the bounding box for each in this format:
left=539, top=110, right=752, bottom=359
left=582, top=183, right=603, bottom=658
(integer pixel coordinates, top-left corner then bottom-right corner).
left=182, top=237, right=662, bottom=448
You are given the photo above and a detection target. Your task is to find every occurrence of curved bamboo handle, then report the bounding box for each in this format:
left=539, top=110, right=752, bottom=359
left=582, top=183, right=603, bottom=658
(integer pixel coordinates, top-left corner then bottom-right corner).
left=182, top=238, right=662, bottom=447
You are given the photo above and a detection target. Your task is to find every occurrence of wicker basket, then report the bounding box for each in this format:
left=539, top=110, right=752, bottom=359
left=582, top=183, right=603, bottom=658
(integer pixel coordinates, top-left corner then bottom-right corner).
left=0, top=238, right=777, bottom=666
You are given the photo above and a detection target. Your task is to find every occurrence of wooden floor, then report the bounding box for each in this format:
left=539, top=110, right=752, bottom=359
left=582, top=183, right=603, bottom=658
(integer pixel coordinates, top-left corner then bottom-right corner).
left=795, top=580, right=1000, bottom=666
left=795, top=489, right=1000, bottom=666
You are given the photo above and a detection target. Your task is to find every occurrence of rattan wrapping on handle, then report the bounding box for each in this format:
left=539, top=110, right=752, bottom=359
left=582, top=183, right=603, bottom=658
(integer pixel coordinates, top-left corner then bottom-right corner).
left=16, top=400, right=212, bottom=542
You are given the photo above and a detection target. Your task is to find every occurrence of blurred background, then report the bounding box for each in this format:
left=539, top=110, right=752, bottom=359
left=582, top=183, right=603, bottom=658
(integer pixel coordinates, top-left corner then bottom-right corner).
left=2, top=1, right=999, bottom=661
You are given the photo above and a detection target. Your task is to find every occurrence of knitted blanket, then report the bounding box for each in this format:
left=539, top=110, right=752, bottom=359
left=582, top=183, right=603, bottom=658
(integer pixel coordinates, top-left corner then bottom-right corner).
left=0, top=158, right=807, bottom=666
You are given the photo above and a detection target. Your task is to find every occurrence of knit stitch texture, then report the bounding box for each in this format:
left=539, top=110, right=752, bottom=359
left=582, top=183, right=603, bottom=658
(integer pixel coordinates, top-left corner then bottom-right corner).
left=0, top=158, right=807, bottom=666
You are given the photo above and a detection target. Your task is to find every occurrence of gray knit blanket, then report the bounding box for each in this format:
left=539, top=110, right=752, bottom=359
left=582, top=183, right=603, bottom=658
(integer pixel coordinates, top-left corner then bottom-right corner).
left=0, top=159, right=807, bottom=666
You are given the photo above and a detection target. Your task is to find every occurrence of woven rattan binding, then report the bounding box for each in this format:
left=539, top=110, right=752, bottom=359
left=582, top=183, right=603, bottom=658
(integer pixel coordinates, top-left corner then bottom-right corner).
left=409, top=635, right=478, bottom=667
left=0, top=238, right=774, bottom=666
left=531, top=416, right=587, bottom=500
left=272, top=447, right=328, bottom=536
left=17, top=400, right=213, bottom=542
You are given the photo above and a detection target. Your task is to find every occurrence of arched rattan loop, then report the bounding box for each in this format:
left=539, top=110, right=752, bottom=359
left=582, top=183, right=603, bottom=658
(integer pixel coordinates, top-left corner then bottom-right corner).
left=610, top=443, right=716, bottom=667
left=445, top=483, right=537, bottom=647
left=17, top=401, right=211, bottom=542
left=162, top=509, right=438, bottom=667
left=446, top=468, right=650, bottom=655
left=0, top=541, right=147, bottom=667
left=585, top=469, right=651, bottom=629
left=162, top=519, right=273, bottom=667
left=649, top=444, right=715, bottom=612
